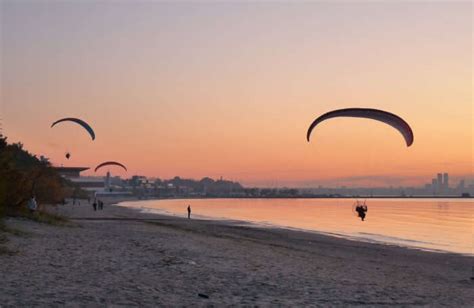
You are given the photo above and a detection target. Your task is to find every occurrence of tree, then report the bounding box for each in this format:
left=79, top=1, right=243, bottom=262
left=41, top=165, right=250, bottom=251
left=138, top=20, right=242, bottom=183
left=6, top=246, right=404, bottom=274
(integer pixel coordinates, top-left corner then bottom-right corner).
left=0, top=135, right=67, bottom=216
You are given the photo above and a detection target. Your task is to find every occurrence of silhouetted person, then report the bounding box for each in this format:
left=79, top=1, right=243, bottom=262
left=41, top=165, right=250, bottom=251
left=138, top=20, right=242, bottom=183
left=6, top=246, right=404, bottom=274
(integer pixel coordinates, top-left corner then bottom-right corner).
left=187, top=205, right=191, bottom=219
left=99, top=200, right=104, bottom=210
left=93, top=200, right=97, bottom=211
left=28, top=196, right=38, bottom=214
left=356, top=205, right=368, bottom=221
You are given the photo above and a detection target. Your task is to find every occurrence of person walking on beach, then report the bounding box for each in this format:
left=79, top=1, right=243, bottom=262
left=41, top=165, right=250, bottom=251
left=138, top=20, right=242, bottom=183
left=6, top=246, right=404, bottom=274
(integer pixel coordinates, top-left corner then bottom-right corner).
left=187, top=205, right=191, bottom=219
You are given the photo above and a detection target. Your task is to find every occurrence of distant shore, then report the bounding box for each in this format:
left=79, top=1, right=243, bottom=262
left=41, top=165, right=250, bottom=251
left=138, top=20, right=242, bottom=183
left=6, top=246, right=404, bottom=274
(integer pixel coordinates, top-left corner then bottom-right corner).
left=1, top=201, right=473, bottom=306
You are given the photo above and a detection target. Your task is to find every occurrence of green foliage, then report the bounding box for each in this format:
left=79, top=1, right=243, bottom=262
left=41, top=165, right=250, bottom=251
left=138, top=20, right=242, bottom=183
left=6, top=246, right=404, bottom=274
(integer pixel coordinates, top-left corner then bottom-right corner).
left=0, top=134, right=68, bottom=218
left=0, top=234, right=9, bottom=255
left=26, top=210, right=69, bottom=226
left=0, top=222, right=18, bottom=255
left=0, top=221, right=27, bottom=236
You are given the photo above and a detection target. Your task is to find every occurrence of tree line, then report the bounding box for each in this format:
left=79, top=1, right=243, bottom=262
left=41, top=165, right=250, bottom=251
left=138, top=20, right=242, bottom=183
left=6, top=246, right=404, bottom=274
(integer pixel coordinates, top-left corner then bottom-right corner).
left=0, top=134, right=71, bottom=218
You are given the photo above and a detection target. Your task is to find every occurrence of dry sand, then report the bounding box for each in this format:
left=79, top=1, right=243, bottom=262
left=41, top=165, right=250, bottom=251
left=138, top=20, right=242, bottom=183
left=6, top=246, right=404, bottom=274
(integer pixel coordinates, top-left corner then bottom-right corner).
left=1, top=200, right=473, bottom=306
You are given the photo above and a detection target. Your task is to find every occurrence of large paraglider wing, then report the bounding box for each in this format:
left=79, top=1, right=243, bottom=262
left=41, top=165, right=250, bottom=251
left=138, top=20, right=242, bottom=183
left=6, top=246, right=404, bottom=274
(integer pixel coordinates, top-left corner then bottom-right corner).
left=306, top=108, right=414, bottom=147
left=94, top=161, right=127, bottom=172
left=51, top=118, right=96, bottom=140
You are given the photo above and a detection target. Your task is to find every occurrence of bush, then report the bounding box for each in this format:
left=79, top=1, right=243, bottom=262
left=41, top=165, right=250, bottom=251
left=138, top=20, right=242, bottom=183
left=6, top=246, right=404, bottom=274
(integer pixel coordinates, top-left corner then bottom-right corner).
left=0, top=135, right=68, bottom=217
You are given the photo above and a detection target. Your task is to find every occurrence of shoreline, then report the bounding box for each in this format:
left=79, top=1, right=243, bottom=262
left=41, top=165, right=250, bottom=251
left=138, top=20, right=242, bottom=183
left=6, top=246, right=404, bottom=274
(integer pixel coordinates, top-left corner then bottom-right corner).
left=1, top=201, right=473, bottom=305
left=121, top=203, right=474, bottom=258
left=119, top=199, right=473, bottom=257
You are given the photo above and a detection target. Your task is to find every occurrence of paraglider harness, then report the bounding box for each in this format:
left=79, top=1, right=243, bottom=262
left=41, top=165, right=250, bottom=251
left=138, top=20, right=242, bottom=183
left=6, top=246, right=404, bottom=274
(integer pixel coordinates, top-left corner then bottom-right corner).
left=354, top=200, right=368, bottom=221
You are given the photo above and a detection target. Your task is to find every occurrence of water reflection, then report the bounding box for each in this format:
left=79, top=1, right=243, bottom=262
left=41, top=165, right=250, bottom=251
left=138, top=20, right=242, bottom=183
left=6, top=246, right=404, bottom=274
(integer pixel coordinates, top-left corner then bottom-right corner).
left=120, top=198, right=473, bottom=255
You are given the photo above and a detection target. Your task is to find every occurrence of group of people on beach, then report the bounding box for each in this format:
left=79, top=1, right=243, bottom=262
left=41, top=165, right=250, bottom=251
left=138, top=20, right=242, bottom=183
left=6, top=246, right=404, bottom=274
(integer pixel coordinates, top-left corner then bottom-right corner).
left=92, top=199, right=104, bottom=211
left=71, top=198, right=82, bottom=206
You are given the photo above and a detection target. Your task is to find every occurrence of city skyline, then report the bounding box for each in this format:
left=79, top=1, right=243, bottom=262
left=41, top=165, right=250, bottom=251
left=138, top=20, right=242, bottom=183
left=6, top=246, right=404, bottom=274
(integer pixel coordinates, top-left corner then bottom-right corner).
left=76, top=169, right=473, bottom=191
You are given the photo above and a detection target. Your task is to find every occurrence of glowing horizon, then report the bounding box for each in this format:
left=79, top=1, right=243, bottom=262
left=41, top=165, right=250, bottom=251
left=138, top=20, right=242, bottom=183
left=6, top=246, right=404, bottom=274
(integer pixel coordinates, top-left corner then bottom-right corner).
left=1, top=2, right=472, bottom=187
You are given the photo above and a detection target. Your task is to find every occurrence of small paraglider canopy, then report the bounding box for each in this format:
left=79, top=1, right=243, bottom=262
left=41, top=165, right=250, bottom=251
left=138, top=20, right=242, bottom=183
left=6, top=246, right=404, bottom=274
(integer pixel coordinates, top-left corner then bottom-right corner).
left=51, top=117, right=96, bottom=140
left=94, top=161, right=127, bottom=172
left=306, top=108, right=414, bottom=147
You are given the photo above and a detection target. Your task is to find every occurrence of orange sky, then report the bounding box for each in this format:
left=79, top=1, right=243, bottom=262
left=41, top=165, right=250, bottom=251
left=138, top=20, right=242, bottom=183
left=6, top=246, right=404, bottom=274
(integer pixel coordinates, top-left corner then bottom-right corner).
left=1, top=2, right=472, bottom=187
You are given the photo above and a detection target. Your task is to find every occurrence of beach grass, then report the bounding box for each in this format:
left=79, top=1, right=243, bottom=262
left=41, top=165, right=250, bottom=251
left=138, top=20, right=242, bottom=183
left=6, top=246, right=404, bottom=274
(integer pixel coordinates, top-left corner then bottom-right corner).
left=0, top=244, right=9, bottom=255
left=0, top=209, right=68, bottom=255
left=0, top=224, right=16, bottom=256
left=27, top=211, right=69, bottom=226
left=4, top=208, right=69, bottom=226
left=0, top=244, right=17, bottom=256
left=0, top=221, right=28, bottom=236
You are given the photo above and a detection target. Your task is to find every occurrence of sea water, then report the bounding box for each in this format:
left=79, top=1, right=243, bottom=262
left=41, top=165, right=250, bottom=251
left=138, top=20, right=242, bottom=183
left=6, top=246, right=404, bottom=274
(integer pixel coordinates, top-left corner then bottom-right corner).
left=119, top=198, right=473, bottom=255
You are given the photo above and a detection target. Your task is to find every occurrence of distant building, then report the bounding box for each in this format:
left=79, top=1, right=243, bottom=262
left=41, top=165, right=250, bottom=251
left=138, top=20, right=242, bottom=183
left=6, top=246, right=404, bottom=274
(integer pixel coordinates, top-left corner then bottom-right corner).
left=443, top=173, right=449, bottom=190
left=54, top=166, right=89, bottom=178
left=54, top=166, right=104, bottom=193
left=437, top=173, right=443, bottom=193
left=431, top=178, right=438, bottom=194
left=105, top=171, right=111, bottom=190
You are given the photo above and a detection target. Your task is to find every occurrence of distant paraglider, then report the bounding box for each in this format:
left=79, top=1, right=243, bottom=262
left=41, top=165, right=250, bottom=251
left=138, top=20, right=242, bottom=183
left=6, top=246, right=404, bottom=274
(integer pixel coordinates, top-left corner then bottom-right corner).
left=51, top=117, right=96, bottom=140
left=353, top=200, right=368, bottom=221
left=94, top=161, right=127, bottom=172
left=306, top=108, right=414, bottom=147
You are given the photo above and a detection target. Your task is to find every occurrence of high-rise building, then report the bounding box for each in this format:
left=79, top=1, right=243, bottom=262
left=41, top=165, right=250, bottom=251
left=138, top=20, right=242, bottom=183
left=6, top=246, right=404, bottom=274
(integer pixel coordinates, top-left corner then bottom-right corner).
left=105, top=171, right=111, bottom=190
left=432, top=178, right=438, bottom=194
left=437, top=173, right=443, bottom=193
left=443, top=173, right=449, bottom=189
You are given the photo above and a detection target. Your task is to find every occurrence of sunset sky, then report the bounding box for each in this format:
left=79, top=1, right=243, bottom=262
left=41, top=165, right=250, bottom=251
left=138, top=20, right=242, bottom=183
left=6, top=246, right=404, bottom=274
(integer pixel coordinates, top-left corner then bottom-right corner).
left=1, top=1, right=472, bottom=187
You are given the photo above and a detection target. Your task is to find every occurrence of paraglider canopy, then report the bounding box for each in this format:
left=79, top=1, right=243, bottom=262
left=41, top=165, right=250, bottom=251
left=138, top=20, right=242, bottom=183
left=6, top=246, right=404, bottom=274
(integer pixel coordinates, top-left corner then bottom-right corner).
left=51, top=117, right=96, bottom=140
left=306, top=108, right=414, bottom=147
left=94, top=161, right=127, bottom=172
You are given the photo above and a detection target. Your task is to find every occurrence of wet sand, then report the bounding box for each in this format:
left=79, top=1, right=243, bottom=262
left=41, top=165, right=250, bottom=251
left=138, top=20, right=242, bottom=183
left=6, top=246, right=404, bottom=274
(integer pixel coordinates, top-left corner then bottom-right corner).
left=1, top=201, right=473, bottom=306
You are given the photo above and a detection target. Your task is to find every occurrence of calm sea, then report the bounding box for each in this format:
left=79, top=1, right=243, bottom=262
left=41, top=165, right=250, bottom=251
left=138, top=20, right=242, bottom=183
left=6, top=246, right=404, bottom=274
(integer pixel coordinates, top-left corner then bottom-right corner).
left=119, top=198, right=473, bottom=255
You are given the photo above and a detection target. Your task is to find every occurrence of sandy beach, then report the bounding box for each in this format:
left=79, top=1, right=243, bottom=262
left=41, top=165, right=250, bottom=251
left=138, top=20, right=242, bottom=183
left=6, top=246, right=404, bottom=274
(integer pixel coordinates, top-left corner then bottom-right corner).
left=1, top=201, right=473, bottom=306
